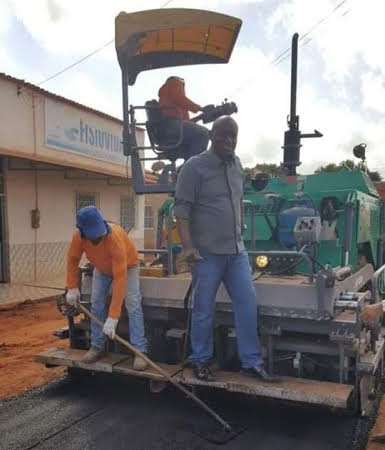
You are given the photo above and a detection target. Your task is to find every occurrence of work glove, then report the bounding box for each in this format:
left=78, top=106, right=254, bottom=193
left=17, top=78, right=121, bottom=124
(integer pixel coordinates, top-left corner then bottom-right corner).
left=66, top=288, right=80, bottom=306
left=103, top=317, right=119, bottom=339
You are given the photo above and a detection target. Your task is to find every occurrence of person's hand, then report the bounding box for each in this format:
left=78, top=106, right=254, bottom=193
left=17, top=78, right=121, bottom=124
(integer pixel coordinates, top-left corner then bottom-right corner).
left=182, top=248, right=203, bottom=264
left=66, top=288, right=80, bottom=306
left=361, top=303, right=383, bottom=324
left=102, top=317, right=119, bottom=339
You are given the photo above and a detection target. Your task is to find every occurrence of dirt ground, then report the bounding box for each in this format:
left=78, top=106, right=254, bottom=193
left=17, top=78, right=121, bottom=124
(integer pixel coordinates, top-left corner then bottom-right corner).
left=0, top=299, right=67, bottom=399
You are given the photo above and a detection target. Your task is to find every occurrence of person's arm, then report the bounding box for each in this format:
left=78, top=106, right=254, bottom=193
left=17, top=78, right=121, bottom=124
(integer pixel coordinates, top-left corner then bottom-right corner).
left=176, top=219, right=202, bottom=262
left=240, top=200, right=245, bottom=232
left=125, top=235, right=139, bottom=268
left=239, top=159, right=246, bottom=233
left=66, top=230, right=83, bottom=289
left=174, top=162, right=202, bottom=262
left=167, top=78, right=202, bottom=113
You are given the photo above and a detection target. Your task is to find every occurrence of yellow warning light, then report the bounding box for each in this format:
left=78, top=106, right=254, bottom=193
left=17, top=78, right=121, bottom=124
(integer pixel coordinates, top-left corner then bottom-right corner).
left=255, top=255, right=269, bottom=268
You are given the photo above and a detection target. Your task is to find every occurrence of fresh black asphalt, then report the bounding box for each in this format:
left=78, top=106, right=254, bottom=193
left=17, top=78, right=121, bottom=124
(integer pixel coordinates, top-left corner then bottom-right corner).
left=0, top=373, right=370, bottom=450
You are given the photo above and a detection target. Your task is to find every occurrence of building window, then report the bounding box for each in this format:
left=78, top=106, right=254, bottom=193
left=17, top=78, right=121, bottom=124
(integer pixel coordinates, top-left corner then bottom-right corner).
left=120, top=195, right=136, bottom=232
left=75, top=192, right=99, bottom=213
left=144, top=205, right=154, bottom=230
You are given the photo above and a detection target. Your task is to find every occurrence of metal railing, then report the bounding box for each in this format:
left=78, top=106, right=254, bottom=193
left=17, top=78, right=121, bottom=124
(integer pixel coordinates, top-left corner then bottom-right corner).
left=139, top=202, right=176, bottom=276
left=129, top=105, right=184, bottom=153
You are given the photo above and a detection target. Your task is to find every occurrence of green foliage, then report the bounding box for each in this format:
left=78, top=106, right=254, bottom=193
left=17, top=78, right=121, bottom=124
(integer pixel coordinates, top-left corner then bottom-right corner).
left=243, top=163, right=285, bottom=181
left=315, top=159, right=382, bottom=182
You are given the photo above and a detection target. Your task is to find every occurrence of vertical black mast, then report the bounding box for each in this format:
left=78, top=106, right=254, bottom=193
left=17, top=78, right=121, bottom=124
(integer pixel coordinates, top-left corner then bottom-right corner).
left=282, top=33, right=322, bottom=176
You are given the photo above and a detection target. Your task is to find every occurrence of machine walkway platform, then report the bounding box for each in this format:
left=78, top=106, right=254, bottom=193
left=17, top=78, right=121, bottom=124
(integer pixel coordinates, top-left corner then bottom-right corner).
left=36, top=347, right=354, bottom=410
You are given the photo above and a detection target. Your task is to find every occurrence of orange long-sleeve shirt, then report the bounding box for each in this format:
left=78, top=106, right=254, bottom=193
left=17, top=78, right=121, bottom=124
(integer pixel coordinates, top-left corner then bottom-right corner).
left=158, top=77, right=201, bottom=121
left=66, top=224, right=139, bottom=319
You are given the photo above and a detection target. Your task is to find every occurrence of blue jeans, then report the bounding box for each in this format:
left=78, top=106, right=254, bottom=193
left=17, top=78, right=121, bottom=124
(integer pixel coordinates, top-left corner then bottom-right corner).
left=190, top=252, right=263, bottom=369
left=163, top=119, right=209, bottom=160
left=90, top=266, right=147, bottom=352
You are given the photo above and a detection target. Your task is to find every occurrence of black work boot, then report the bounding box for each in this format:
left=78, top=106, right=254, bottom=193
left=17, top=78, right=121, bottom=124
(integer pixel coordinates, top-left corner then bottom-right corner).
left=243, top=366, right=280, bottom=383
left=192, top=362, right=215, bottom=382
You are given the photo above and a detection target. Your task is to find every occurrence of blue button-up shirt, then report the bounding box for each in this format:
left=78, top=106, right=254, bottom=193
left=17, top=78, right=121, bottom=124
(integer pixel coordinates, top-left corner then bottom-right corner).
left=174, top=149, right=245, bottom=254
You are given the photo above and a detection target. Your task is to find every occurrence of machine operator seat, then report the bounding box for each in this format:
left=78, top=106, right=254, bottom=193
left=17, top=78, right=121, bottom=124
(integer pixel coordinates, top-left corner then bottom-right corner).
left=145, top=100, right=182, bottom=162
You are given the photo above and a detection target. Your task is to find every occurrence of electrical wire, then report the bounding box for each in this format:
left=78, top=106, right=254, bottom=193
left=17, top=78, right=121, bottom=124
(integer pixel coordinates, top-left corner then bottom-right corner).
left=36, top=0, right=176, bottom=86
left=36, top=0, right=349, bottom=89
left=271, top=0, right=350, bottom=68
left=232, top=0, right=351, bottom=95
left=36, top=39, right=114, bottom=86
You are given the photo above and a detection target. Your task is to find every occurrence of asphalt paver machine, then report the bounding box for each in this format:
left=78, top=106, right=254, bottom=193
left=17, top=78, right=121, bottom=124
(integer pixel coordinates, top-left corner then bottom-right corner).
left=36, top=9, right=385, bottom=416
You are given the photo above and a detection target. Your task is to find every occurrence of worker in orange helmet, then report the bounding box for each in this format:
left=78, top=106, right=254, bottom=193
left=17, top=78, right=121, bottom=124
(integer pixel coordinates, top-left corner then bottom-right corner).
left=66, top=206, right=148, bottom=370
left=158, top=76, right=210, bottom=160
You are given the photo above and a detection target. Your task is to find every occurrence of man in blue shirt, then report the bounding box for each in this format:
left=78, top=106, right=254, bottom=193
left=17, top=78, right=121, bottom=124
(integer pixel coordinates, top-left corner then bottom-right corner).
left=174, top=116, right=276, bottom=382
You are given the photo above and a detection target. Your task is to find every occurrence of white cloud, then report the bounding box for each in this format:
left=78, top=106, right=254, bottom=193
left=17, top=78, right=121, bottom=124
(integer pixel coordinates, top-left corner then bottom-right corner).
left=0, top=47, right=19, bottom=75
left=361, top=73, right=385, bottom=114
left=267, top=0, right=385, bottom=82
left=260, top=0, right=385, bottom=176
left=0, top=1, right=12, bottom=34
left=6, top=0, right=264, bottom=56
left=267, top=0, right=333, bottom=38
left=7, top=0, right=120, bottom=54
left=3, top=0, right=385, bottom=178
left=48, top=71, right=121, bottom=118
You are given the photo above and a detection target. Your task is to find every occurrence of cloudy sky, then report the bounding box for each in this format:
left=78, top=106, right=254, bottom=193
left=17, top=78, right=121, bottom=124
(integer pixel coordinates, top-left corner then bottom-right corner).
left=1, top=0, right=385, bottom=175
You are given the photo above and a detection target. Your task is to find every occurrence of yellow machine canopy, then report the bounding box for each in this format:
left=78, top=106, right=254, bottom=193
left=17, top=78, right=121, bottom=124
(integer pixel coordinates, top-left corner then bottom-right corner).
left=115, top=8, right=242, bottom=85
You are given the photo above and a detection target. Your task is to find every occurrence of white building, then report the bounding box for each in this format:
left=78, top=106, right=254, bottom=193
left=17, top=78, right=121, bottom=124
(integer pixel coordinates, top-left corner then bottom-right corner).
left=0, top=73, right=145, bottom=284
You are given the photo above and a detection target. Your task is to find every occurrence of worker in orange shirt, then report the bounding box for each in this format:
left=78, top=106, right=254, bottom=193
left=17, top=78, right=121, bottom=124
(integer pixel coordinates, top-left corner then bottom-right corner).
left=158, top=76, right=210, bottom=160
left=66, top=206, right=148, bottom=370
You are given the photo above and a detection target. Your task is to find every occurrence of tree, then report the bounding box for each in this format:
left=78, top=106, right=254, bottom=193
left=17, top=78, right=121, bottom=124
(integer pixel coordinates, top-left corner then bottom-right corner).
left=243, top=163, right=285, bottom=181
left=368, top=171, right=382, bottom=182
left=315, top=159, right=382, bottom=182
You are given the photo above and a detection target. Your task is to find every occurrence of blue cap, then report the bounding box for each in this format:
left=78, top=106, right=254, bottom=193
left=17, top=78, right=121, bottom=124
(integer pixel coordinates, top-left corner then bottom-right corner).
left=76, top=206, right=107, bottom=239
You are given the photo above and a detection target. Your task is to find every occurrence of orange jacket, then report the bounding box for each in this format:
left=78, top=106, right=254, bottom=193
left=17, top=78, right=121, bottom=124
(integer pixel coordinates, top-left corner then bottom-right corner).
left=158, top=77, right=201, bottom=121
left=66, top=224, right=139, bottom=319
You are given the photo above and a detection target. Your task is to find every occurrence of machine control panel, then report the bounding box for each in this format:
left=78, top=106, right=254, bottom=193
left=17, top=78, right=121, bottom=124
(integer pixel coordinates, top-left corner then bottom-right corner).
left=294, top=216, right=321, bottom=243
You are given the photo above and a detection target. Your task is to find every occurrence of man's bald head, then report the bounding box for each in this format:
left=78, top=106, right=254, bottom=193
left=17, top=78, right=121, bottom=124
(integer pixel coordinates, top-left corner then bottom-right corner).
left=210, top=116, right=238, bottom=160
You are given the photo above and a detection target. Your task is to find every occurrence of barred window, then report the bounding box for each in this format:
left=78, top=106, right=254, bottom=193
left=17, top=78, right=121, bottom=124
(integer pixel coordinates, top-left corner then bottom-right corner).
left=75, top=192, right=99, bottom=214
left=120, top=195, right=136, bottom=232
left=144, top=205, right=154, bottom=230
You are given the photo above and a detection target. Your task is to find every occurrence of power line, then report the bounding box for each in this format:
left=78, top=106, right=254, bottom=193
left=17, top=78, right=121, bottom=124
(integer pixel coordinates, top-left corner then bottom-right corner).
left=272, top=0, right=350, bottom=67
left=37, top=39, right=114, bottom=86
left=232, top=0, right=351, bottom=94
left=36, top=0, right=350, bottom=90
left=36, top=0, right=175, bottom=86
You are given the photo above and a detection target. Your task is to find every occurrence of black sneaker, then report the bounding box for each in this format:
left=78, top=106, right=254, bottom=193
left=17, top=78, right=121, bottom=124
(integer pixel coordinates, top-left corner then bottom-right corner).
left=192, top=362, right=215, bottom=382
left=243, top=366, right=279, bottom=383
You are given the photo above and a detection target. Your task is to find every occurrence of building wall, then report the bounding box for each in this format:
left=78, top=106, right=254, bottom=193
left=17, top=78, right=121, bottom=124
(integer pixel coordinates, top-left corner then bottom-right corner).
left=6, top=166, right=144, bottom=283
left=0, top=78, right=34, bottom=159
left=144, top=193, right=168, bottom=251
left=0, top=75, right=146, bottom=283
left=0, top=76, right=144, bottom=178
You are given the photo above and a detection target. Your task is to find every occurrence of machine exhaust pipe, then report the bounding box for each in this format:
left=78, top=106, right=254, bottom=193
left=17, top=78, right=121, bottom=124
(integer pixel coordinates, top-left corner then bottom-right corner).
left=282, top=33, right=322, bottom=175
